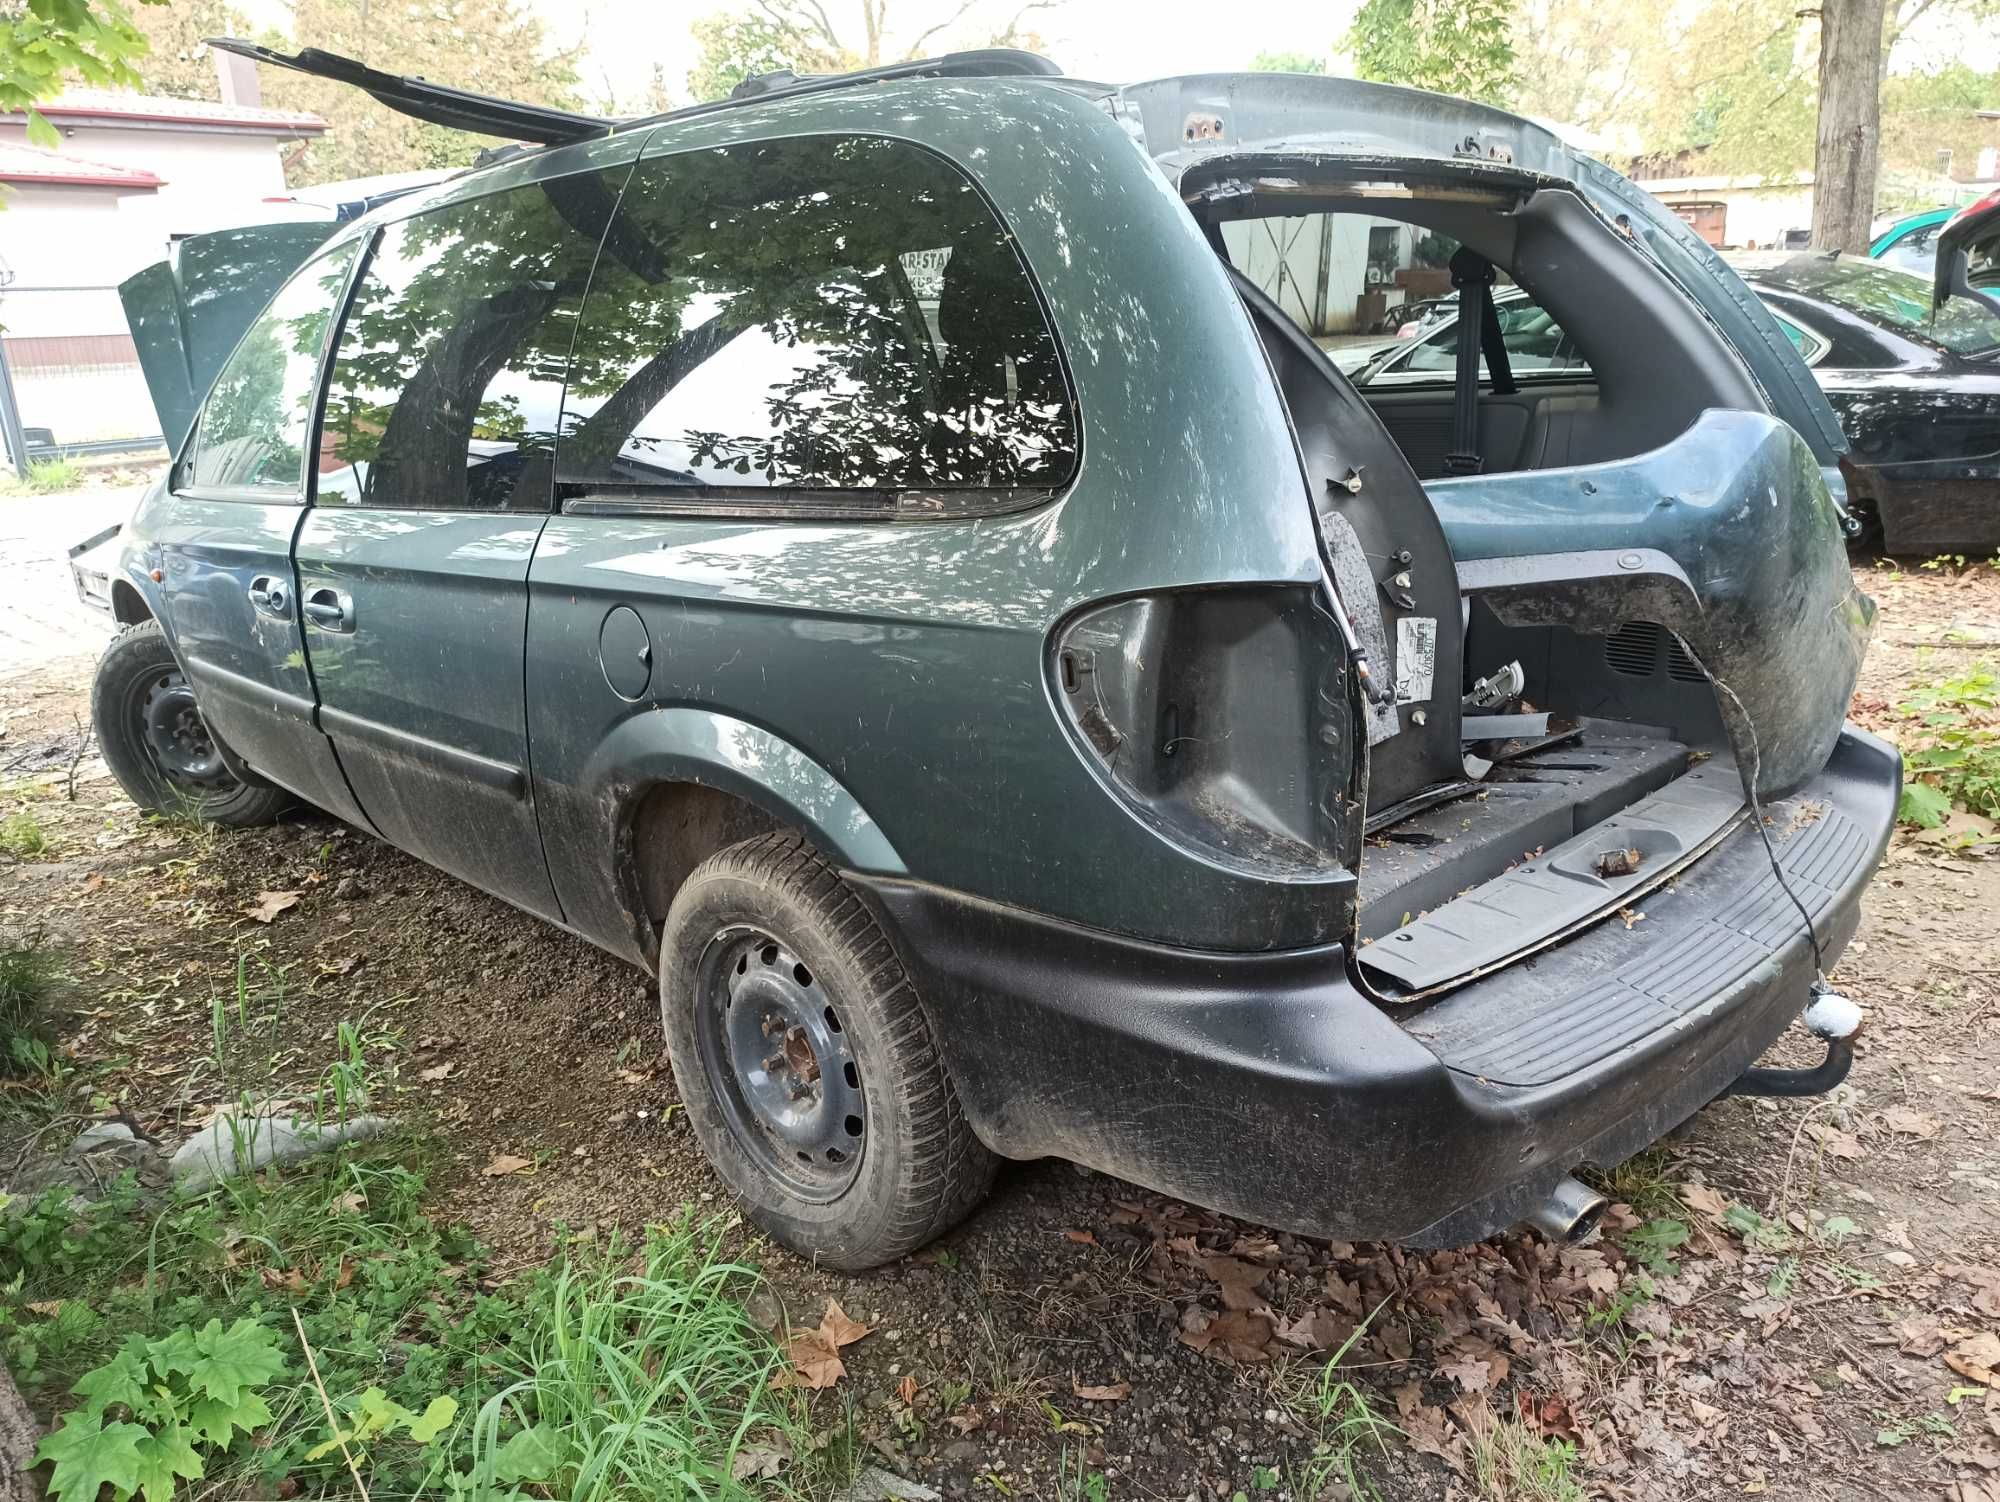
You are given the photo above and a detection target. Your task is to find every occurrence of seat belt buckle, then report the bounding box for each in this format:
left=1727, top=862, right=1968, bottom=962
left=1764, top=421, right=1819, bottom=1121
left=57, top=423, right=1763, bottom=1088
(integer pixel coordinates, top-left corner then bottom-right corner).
left=1443, top=452, right=1484, bottom=476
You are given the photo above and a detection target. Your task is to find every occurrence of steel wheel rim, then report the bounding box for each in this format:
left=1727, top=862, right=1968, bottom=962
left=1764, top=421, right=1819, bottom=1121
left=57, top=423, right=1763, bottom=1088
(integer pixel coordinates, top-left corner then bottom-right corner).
left=693, top=926, right=865, bottom=1202
left=130, top=668, right=235, bottom=796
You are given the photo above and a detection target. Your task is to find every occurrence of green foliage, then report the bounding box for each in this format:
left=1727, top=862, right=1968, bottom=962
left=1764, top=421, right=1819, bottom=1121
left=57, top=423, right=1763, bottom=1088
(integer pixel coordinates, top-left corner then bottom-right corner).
left=0, top=809, right=49, bottom=858
left=0, top=456, right=86, bottom=495
left=1285, top=1309, right=1400, bottom=1500
left=1895, top=664, right=2000, bottom=833
left=1249, top=49, right=1328, bottom=74
left=687, top=8, right=845, bottom=102
left=38, top=1320, right=287, bottom=1502
left=0, top=0, right=164, bottom=150
left=1345, top=0, right=1517, bottom=105
left=4, top=1128, right=794, bottom=1502
left=1622, top=1217, right=1691, bottom=1277
left=258, top=0, right=583, bottom=184
left=461, top=1220, right=796, bottom=1502
left=0, top=933, right=61, bottom=1058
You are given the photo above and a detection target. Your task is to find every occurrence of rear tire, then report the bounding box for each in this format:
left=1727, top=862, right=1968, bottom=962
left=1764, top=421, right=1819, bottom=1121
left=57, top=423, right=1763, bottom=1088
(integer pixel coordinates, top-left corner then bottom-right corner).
left=91, top=621, right=294, bottom=828
left=659, top=832, right=995, bottom=1269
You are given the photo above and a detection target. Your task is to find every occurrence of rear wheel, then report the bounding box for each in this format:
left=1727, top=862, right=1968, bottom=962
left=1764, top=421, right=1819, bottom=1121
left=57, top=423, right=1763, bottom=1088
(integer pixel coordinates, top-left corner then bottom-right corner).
left=659, top=832, right=995, bottom=1269
left=91, top=621, right=294, bottom=828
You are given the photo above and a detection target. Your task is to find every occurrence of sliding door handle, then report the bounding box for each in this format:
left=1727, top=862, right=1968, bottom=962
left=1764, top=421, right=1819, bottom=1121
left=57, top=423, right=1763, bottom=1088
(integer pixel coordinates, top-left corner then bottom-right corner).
left=302, top=587, right=356, bottom=633
left=247, top=576, right=291, bottom=619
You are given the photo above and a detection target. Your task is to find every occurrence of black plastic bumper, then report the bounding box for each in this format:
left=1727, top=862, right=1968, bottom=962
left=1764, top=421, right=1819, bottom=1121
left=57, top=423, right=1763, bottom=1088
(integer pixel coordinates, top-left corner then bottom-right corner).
left=854, top=726, right=1900, bottom=1246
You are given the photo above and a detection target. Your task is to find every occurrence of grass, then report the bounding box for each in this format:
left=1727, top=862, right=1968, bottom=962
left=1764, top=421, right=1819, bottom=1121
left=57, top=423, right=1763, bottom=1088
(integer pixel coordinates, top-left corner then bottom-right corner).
left=1462, top=1406, right=1586, bottom=1502
left=0, top=456, right=85, bottom=496
left=1284, top=1314, right=1400, bottom=1502
left=3, top=981, right=799, bottom=1502
left=1895, top=662, right=2000, bottom=834
left=0, top=809, right=51, bottom=859
left=4, top=1141, right=799, bottom=1500
left=0, top=932, right=63, bottom=1087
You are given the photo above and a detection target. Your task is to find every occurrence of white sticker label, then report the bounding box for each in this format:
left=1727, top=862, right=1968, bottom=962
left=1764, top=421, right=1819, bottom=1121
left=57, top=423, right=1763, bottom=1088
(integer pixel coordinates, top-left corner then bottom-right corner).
left=1395, top=616, right=1436, bottom=706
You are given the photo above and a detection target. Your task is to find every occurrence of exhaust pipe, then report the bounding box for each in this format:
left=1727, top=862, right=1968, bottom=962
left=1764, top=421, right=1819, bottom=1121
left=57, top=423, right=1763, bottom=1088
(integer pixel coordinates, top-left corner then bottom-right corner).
left=1522, top=1176, right=1609, bottom=1243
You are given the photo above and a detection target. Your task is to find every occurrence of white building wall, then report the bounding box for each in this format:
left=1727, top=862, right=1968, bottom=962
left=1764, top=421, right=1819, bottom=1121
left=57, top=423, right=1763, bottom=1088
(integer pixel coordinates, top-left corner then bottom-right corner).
left=0, top=121, right=303, bottom=337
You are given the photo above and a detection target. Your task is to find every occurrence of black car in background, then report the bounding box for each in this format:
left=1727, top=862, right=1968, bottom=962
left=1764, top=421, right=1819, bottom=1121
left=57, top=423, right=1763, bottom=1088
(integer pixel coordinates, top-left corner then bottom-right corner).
left=1731, top=252, right=2000, bottom=555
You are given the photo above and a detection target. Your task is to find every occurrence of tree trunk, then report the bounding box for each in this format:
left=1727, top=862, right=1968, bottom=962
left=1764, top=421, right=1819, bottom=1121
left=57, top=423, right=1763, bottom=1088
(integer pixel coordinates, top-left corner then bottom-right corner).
left=1810, top=0, right=1888, bottom=253
left=0, top=1361, right=42, bottom=1501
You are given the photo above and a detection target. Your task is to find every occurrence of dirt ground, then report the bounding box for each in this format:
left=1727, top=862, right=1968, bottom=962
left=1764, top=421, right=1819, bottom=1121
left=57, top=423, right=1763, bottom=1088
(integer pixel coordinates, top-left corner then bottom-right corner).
left=3, top=558, right=1997, bottom=1502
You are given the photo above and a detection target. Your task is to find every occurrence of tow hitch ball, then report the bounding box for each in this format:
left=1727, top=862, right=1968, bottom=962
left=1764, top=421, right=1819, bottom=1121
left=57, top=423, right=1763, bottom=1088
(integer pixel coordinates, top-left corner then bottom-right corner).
left=1727, top=987, right=1864, bottom=1098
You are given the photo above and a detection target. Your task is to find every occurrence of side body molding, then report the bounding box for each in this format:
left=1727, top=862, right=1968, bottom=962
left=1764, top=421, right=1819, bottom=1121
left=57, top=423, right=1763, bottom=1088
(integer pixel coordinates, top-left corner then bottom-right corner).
left=543, top=706, right=906, bottom=966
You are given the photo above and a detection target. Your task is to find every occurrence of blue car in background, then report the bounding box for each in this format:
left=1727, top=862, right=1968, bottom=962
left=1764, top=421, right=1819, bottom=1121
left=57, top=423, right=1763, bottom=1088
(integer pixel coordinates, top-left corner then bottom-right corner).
left=1870, top=207, right=1961, bottom=274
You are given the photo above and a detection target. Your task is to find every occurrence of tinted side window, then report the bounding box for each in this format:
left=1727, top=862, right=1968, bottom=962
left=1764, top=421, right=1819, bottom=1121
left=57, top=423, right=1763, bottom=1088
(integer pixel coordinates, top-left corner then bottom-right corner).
left=557, top=134, right=1076, bottom=502
left=181, top=244, right=358, bottom=498
left=318, top=175, right=617, bottom=511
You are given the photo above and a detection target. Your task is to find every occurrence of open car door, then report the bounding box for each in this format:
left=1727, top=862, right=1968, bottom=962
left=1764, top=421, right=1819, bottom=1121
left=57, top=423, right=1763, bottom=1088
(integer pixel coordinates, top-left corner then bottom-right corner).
left=1934, top=190, right=2000, bottom=320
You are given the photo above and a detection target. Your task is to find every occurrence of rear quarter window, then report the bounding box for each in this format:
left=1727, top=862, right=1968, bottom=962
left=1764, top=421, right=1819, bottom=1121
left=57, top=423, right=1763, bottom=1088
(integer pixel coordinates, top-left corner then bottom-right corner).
left=180, top=244, right=359, bottom=498
left=555, top=133, right=1077, bottom=511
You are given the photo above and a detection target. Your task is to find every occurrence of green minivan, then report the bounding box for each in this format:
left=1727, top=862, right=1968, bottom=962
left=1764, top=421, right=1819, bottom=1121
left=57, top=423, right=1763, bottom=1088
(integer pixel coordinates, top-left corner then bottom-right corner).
left=81, top=46, right=1899, bottom=1268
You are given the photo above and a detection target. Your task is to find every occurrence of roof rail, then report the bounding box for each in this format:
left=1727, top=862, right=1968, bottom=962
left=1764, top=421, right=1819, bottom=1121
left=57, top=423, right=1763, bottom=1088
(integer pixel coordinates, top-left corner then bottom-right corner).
left=725, top=48, right=1062, bottom=104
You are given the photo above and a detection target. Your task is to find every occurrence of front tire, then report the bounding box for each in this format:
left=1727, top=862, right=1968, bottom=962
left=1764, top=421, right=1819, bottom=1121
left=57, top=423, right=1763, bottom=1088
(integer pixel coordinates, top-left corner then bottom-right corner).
left=91, top=621, right=294, bottom=828
left=659, top=833, right=995, bottom=1269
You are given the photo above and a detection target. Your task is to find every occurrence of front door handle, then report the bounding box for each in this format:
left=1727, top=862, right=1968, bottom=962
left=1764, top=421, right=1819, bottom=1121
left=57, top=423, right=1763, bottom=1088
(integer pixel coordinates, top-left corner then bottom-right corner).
left=302, top=587, right=356, bottom=633
left=247, top=575, right=291, bottom=620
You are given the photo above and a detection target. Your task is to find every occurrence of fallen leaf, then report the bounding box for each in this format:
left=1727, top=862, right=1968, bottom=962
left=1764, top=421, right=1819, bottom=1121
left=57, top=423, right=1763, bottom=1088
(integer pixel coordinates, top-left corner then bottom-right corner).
left=1947, top=1332, right=2000, bottom=1388
left=1202, top=1254, right=1271, bottom=1311
left=419, top=1063, right=455, bottom=1083
left=776, top=1300, right=874, bottom=1390
left=1877, top=1105, right=1940, bottom=1139
left=818, top=1299, right=870, bottom=1350
left=731, top=1432, right=792, bottom=1481
left=244, top=889, right=301, bottom=924
left=1442, top=1356, right=1494, bottom=1393
left=1062, top=1229, right=1098, bottom=1246
left=1071, top=1377, right=1130, bottom=1402
left=482, top=1153, right=533, bottom=1177
left=259, top=1267, right=308, bottom=1293
left=25, top=1300, right=62, bottom=1318
left=1680, top=1182, right=1729, bottom=1220
left=896, top=1374, right=917, bottom=1406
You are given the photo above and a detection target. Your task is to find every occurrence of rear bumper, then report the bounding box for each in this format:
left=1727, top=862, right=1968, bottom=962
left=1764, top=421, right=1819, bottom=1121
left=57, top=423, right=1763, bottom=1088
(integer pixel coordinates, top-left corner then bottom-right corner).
left=857, top=725, right=1899, bottom=1245
left=67, top=523, right=121, bottom=615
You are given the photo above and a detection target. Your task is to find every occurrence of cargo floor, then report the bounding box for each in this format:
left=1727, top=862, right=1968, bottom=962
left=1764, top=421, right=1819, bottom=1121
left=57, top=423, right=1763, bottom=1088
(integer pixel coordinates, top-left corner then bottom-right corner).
left=1355, top=720, right=1737, bottom=960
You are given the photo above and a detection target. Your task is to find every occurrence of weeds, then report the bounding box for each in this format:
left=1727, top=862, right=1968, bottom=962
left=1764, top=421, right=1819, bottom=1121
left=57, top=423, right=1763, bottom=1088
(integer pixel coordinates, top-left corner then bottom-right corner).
left=0, top=934, right=61, bottom=1041
left=3, top=1134, right=794, bottom=1501
left=1462, top=1405, right=1586, bottom=1502
left=0, top=809, right=51, bottom=859
left=1285, top=1312, right=1400, bottom=1502
left=0, top=456, right=85, bottom=496
left=1895, top=663, right=2000, bottom=831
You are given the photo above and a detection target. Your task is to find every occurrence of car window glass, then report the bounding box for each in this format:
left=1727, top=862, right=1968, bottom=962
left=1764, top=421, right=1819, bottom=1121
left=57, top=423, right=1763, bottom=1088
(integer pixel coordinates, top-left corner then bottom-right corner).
left=1218, top=212, right=1591, bottom=385
left=181, top=244, right=359, bottom=497
left=1761, top=253, right=2000, bottom=359
left=1396, top=299, right=1581, bottom=377
left=318, top=174, right=619, bottom=511
left=556, top=134, right=1075, bottom=499
left=1874, top=227, right=1936, bottom=275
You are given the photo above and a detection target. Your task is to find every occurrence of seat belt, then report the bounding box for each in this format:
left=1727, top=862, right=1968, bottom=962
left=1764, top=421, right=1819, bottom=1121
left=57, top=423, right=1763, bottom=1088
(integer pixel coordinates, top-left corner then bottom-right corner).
left=1443, top=248, right=1517, bottom=475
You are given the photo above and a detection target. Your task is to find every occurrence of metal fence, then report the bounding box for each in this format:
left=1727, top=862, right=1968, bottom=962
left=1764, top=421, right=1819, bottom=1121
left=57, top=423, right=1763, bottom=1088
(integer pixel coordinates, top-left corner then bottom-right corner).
left=0, top=285, right=164, bottom=472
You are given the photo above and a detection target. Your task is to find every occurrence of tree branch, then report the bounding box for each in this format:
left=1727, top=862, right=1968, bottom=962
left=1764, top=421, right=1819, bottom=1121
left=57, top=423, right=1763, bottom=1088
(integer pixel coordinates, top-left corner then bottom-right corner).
left=903, top=0, right=984, bottom=58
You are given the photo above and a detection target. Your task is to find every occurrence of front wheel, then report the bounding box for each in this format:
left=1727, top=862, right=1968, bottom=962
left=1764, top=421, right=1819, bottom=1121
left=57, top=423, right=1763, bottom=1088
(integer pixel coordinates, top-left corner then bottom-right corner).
left=659, top=833, right=995, bottom=1269
left=91, top=621, right=294, bottom=828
